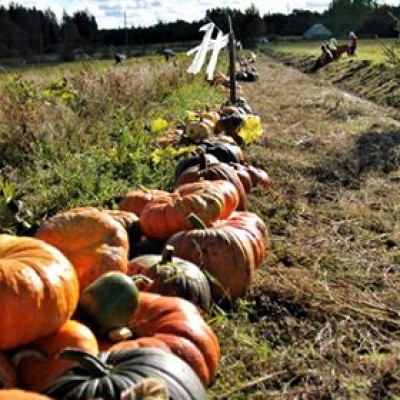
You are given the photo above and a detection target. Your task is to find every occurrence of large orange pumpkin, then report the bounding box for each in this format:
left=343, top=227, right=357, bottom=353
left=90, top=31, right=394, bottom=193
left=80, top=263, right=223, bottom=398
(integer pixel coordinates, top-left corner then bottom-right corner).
left=139, top=181, right=229, bottom=240
left=119, top=188, right=170, bottom=216
left=167, top=214, right=257, bottom=300
left=0, top=390, right=53, bottom=399
left=35, top=207, right=129, bottom=292
left=0, top=352, right=17, bottom=388
left=14, top=320, right=99, bottom=392
left=174, top=154, right=247, bottom=210
left=0, top=235, right=79, bottom=350
left=100, top=293, right=219, bottom=386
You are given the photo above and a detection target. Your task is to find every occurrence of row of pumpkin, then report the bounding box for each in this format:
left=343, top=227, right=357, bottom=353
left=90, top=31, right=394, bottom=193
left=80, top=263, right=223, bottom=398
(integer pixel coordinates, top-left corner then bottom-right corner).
left=0, top=89, right=271, bottom=399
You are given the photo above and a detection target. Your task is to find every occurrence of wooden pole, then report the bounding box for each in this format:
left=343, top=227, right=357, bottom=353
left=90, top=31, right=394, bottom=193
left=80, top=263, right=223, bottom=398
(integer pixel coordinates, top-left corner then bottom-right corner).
left=228, top=14, right=236, bottom=105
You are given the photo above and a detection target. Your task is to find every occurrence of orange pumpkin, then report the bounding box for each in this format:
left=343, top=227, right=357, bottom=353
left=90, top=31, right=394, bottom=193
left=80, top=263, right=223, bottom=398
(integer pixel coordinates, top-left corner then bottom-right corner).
left=167, top=214, right=257, bottom=300
left=140, top=182, right=227, bottom=240
left=174, top=153, right=247, bottom=210
left=0, top=390, right=53, bottom=399
left=119, top=188, right=170, bottom=216
left=101, top=293, right=219, bottom=386
left=35, top=207, right=129, bottom=292
left=0, top=352, right=17, bottom=388
left=14, top=320, right=98, bottom=392
left=0, top=235, right=79, bottom=350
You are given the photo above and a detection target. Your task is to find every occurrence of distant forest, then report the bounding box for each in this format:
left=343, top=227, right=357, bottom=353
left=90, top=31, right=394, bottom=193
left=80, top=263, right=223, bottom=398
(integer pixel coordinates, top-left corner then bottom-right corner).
left=0, top=0, right=399, bottom=60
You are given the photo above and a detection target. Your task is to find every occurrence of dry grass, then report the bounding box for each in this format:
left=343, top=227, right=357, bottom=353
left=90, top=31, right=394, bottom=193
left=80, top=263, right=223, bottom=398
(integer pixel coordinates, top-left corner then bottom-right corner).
left=208, top=55, right=400, bottom=399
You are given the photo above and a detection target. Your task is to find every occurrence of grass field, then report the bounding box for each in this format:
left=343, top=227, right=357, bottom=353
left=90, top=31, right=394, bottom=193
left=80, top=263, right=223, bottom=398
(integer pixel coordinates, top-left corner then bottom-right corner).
left=267, top=38, right=399, bottom=64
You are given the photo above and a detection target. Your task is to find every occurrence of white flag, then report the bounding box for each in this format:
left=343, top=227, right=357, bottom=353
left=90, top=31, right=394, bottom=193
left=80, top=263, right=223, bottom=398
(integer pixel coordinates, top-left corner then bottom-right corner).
left=187, top=22, right=215, bottom=74
left=206, top=31, right=229, bottom=81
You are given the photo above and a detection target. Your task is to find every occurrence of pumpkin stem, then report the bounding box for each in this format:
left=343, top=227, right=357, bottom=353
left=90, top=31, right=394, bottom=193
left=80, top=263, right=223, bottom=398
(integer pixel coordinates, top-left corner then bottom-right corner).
left=187, top=213, right=208, bottom=230
left=161, top=245, right=174, bottom=264
left=57, top=348, right=111, bottom=377
left=199, top=151, right=207, bottom=171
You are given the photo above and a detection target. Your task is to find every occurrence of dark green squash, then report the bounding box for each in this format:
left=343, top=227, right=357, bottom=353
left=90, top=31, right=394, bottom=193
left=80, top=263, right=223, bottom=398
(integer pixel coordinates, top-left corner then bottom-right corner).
left=127, top=245, right=211, bottom=311
left=43, top=347, right=208, bottom=400
left=79, top=271, right=140, bottom=333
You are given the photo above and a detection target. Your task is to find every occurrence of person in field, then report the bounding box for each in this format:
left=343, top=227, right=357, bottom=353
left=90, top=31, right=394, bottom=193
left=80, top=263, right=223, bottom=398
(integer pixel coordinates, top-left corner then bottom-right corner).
left=311, top=43, right=334, bottom=72
left=348, top=31, right=358, bottom=56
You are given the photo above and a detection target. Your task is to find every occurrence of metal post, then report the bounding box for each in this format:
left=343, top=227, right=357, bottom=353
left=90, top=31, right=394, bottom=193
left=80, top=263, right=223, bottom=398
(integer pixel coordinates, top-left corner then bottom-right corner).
left=228, top=15, right=236, bottom=105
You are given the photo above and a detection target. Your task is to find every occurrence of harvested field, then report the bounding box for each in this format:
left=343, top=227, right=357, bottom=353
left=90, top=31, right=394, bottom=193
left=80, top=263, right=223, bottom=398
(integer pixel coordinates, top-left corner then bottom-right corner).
left=209, top=54, right=400, bottom=399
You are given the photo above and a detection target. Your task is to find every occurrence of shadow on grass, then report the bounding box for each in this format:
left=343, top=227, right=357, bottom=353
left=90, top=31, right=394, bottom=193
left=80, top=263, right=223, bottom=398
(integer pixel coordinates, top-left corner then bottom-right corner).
left=310, top=129, right=400, bottom=188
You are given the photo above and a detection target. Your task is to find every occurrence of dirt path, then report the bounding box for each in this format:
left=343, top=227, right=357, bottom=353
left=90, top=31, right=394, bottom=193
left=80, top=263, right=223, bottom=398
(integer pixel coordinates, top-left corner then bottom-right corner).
left=212, top=55, right=399, bottom=399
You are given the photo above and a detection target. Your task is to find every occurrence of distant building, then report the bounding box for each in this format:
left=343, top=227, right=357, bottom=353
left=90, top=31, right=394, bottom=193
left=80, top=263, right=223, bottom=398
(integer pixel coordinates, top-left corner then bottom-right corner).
left=303, top=24, right=332, bottom=40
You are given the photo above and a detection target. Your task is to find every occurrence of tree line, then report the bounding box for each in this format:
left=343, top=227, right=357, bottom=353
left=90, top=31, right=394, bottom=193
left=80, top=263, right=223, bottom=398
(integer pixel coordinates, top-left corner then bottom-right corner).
left=0, top=1, right=399, bottom=60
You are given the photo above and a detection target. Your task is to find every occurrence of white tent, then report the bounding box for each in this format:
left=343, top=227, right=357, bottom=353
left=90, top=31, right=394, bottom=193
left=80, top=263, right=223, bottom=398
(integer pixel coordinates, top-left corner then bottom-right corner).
left=303, top=24, right=332, bottom=40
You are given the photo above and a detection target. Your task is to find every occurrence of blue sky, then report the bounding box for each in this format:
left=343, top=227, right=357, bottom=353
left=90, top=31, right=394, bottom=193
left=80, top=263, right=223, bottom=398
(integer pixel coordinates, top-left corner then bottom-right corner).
left=0, top=0, right=399, bottom=29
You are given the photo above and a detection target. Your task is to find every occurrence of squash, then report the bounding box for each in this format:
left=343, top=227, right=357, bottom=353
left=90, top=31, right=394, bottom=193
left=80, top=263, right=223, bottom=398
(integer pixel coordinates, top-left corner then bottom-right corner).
left=0, top=390, right=53, bottom=400
left=101, top=292, right=219, bottom=386
left=13, top=320, right=98, bottom=392
left=167, top=214, right=257, bottom=300
left=0, top=235, right=79, bottom=350
left=230, top=163, right=253, bottom=192
left=0, top=352, right=17, bottom=388
left=127, top=245, right=211, bottom=311
left=79, top=271, right=140, bottom=333
left=174, top=153, right=247, bottom=210
left=119, top=188, right=169, bottom=217
left=35, top=207, right=129, bottom=292
left=44, top=347, right=208, bottom=400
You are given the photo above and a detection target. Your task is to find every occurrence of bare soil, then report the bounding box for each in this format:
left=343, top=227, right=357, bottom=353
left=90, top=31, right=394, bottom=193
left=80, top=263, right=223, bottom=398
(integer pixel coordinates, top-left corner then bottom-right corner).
left=209, top=55, right=400, bottom=399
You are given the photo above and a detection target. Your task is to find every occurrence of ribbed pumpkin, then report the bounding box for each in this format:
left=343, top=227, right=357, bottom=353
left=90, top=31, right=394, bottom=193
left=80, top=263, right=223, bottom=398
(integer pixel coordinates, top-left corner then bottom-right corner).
left=13, top=320, right=98, bottom=392
left=174, top=153, right=247, bottom=210
left=0, top=352, right=17, bottom=388
left=245, top=164, right=273, bottom=188
left=214, top=211, right=268, bottom=268
left=35, top=207, right=129, bottom=292
left=127, top=245, right=211, bottom=311
left=101, top=293, right=219, bottom=386
left=44, top=347, right=208, bottom=400
left=167, top=214, right=257, bottom=300
left=139, top=181, right=227, bottom=240
left=0, top=390, right=53, bottom=400
left=0, top=235, right=79, bottom=350
left=79, top=271, right=140, bottom=333
left=176, top=180, right=239, bottom=220
left=119, top=188, right=169, bottom=216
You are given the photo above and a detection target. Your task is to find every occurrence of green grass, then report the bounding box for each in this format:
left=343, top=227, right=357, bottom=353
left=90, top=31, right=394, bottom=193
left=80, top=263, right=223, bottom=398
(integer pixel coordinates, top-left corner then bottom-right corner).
left=0, top=55, right=225, bottom=233
left=267, top=38, right=399, bottom=64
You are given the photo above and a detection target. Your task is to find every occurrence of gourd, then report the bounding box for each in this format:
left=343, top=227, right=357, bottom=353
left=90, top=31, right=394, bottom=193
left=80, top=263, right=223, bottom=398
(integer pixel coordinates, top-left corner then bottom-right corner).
left=0, top=390, right=53, bottom=400
left=0, top=235, right=79, bottom=350
left=79, top=271, right=140, bottom=333
left=128, top=245, right=211, bottom=311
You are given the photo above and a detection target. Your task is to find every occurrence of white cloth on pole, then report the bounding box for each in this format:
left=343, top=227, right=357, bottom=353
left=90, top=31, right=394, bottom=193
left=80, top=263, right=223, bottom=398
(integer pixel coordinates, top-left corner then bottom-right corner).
left=206, top=31, right=229, bottom=80
left=187, top=22, right=215, bottom=74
